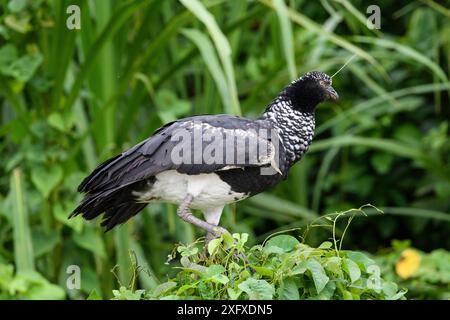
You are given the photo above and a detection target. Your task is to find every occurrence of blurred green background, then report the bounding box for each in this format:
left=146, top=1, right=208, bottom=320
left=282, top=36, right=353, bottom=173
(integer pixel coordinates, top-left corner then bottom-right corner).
left=0, top=0, right=449, bottom=299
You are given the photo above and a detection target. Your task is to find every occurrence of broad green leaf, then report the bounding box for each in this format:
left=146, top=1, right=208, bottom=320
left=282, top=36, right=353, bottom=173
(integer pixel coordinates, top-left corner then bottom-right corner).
left=291, top=261, right=307, bottom=275
left=238, top=278, right=275, bottom=300
left=204, top=265, right=229, bottom=284
left=343, top=258, right=361, bottom=283
left=311, top=281, right=336, bottom=300
left=382, top=282, right=406, bottom=300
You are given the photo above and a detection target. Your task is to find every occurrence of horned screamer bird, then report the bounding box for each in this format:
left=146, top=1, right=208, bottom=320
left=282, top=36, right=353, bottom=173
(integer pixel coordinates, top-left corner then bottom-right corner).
left=71, top=71, right=338, bottom=243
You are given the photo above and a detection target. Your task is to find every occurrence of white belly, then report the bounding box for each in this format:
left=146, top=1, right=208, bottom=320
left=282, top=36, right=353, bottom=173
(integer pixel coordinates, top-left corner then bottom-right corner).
left=133, top=170, right=247, bottom=210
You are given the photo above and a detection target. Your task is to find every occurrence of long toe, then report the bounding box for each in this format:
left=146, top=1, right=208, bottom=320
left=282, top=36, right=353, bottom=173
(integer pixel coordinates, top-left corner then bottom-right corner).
left=212, top=226, right=228, bottom=237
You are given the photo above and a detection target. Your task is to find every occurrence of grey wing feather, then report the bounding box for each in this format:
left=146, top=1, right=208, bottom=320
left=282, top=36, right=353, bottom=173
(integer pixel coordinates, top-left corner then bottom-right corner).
left=77, top=115, right=283, bottom=193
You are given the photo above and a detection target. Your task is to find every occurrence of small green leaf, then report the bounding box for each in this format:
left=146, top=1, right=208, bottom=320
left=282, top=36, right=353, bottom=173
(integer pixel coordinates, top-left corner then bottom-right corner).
left=204, top=265, right=225, bottom=277
left=227, top=287, right=242, bottom=300
left=207, top=238, right=222, bottom=256
left=31, top=165, right=63, bottom=198
left=253, top=266, right=274, bottom=277
left=318, top=241, right=333, bottom=249
left=203, top=265, right=229, bottom=285
left=47, top=112, right=66, bottom=132
left=265, top=235, right=300, bottom=252
left=325, top=256, right=342, bottom=276
left=177, top=245, right=198, bottom=257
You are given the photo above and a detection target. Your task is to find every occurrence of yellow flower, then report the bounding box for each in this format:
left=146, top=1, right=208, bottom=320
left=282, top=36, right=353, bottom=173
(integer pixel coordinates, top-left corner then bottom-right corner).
left=395, top=249, right=421, bottom=279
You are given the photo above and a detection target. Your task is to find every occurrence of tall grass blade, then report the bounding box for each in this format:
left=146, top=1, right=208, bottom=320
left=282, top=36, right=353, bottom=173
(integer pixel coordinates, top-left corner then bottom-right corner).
left=273, top=0, right=297, bottom=79
left=309, top=136, right=422, bottom=160
left=11, top=169, right=34, bottom=272
left=180, top=0, right=241, bottom=115
left=246, top=194, right=318, bottom=220
left=353, top=36, right=448, bottom=83
left=317, top=83, right=450, bottom=135
left=65, top=0, right=151, bottom=111
left=259, top=0, right=384, bottom=75
left=182, top=28, right=231, bottom=113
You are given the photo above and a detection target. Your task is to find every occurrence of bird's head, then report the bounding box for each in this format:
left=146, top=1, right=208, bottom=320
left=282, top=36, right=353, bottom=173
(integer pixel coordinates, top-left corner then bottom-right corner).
left=283, top=71, right=338, bottom=112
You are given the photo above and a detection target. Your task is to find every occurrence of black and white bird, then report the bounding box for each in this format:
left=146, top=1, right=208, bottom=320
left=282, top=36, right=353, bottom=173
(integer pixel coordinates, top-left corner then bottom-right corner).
left=71, top=71, right=338, bottom=242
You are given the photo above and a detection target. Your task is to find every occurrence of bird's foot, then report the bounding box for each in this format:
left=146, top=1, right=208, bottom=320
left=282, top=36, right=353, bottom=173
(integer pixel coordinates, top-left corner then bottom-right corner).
left=232, top=251, right=248, bottom=262
left=204, top=227, right=228, bottom=249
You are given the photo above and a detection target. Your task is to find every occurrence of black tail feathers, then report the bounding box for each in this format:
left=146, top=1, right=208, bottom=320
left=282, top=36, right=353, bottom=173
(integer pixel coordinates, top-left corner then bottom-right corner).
left=70, top=181, right=149, bottom=231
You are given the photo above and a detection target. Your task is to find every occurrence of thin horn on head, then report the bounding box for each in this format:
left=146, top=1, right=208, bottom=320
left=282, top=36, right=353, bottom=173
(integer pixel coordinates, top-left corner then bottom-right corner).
left=331, top=54, right=357, bottom=79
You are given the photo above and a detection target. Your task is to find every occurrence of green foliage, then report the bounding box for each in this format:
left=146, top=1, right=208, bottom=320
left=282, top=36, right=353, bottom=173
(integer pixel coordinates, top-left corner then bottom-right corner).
left=375, top=240, right=450, bottom=299
left=121, top=233, right=406, bottom=300
left=0, top=0, right=448, bottom=299
left=0, top=263, right=65, bottom=300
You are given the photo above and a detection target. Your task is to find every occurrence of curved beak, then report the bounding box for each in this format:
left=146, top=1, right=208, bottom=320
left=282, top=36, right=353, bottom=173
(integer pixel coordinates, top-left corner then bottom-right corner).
left=327, top=86, right=339, bottom=101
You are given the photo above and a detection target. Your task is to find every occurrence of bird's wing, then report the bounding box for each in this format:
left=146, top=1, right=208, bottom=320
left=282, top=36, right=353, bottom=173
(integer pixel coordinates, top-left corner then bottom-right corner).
left=78, top=115, right=286, bottom=193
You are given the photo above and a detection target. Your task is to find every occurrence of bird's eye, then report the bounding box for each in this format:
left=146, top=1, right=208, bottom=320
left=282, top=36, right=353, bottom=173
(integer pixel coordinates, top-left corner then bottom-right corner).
left=319, top=80, right=326, bottom=87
